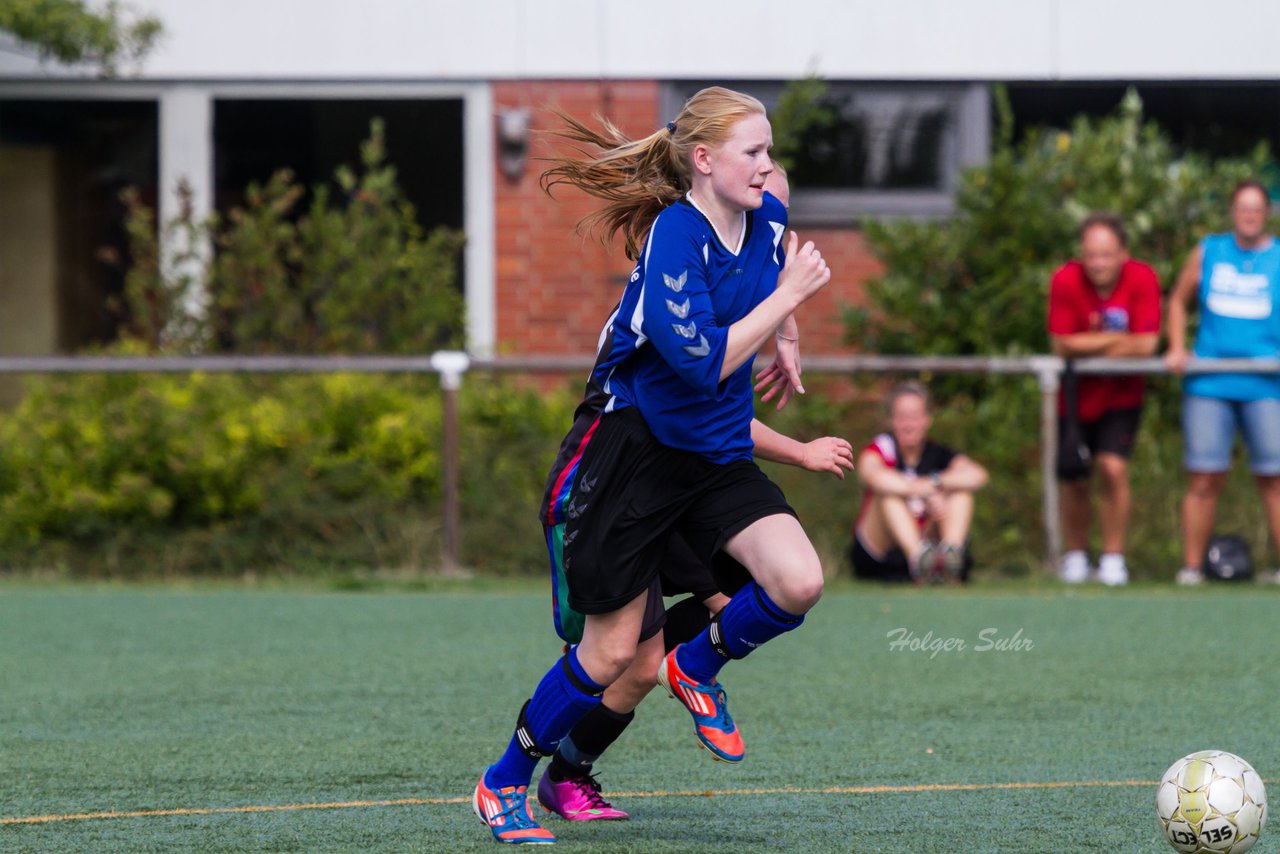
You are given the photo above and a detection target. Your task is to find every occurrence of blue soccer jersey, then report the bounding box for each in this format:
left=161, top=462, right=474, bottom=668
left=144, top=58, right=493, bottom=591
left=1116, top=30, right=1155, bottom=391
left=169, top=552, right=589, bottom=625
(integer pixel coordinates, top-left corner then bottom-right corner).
left=593, top=192, right=788, bottom=464
left=1187, top=232, right=1280, bottom=401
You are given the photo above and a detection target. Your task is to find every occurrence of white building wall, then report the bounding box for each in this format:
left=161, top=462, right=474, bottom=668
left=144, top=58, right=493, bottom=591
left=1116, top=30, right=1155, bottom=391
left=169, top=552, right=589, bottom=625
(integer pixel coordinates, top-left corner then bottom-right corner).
left=30, top=0, right=1274, bottom=83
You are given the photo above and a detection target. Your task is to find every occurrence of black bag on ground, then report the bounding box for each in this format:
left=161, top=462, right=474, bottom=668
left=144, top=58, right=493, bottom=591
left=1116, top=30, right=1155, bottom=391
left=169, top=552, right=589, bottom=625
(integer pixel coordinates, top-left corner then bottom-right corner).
left=1055, top=360, right=1091, bottom=480
left=1204, top=534, right=1253, bottom=582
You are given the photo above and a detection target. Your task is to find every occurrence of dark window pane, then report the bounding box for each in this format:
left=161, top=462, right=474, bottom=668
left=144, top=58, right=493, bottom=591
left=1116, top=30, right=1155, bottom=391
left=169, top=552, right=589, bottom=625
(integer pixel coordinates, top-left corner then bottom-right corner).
left=667, top=82, right=958, bottom=193
left=1006, top=83, right=1280, bottom=159
left=214, top=99, right=464, bottom=232
left=791, top=91, right=950, bottom=190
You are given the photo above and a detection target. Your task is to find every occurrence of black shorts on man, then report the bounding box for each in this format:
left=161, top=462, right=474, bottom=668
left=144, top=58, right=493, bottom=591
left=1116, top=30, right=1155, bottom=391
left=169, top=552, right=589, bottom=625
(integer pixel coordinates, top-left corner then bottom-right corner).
left=1056, top=405, right=1143, bottom=481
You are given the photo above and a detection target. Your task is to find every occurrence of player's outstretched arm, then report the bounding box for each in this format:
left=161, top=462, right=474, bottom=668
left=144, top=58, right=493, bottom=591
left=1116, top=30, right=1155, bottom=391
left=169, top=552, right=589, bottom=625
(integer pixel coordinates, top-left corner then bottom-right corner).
left=751, top=419, right=853, bottom=479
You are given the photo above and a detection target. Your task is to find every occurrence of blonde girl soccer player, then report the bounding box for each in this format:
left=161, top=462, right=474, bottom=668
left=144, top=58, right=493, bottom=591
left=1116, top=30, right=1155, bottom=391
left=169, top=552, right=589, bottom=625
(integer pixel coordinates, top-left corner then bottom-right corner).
left=473, top=87, right=831, bottom=845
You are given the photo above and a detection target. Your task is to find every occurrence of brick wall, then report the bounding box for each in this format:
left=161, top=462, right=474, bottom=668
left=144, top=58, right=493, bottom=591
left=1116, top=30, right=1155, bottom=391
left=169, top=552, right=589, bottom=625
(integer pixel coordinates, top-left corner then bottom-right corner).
left=491, top=81, right=882, bottom=356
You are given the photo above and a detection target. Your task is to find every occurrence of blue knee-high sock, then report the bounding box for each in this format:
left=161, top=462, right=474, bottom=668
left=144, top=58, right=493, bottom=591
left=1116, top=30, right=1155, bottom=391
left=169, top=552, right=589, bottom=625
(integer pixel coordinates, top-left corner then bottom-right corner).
left=675, top=581, right=805, bottom=683
left=486, top=646, right=604, bottom=789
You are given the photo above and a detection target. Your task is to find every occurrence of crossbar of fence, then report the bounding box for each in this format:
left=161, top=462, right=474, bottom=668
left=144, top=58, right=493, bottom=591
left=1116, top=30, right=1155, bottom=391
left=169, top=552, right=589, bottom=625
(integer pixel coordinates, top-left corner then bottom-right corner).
left=2, top=353, right=1277, bottom=573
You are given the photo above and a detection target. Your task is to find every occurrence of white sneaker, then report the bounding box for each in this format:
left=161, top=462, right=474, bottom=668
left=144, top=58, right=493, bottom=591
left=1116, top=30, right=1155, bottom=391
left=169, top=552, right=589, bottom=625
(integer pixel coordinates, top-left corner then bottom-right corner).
left=1176, top=567, right=1205, bottom=586
left=1096, top=554, right=1129, bottom=587
left=1059, top=550, right=1091, bottom=584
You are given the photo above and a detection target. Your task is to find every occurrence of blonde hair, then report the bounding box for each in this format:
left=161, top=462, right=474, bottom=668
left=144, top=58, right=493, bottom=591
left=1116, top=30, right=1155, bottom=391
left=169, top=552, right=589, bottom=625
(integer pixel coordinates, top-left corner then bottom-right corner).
left=540, top=86, right=767, bottom=260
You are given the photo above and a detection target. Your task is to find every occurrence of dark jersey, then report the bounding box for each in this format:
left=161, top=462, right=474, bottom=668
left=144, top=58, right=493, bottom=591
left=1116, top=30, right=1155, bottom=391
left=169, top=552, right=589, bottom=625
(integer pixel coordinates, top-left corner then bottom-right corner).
left=539, top=306, right=619, bottom=526
left=593, top=192, right=787, bottom=464
left=854, top=433, right=958, bottom=531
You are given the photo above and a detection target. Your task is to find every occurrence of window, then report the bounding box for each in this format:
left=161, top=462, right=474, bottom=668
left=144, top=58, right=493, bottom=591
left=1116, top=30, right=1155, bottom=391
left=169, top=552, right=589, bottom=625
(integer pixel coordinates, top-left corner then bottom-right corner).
left=1006, top=82, right=1280, bottom=160
left=0, top=99, right=158, bottom=350
left=663, top=82, right=989, bottom=224
left=214, top=98, right=464, bottom=232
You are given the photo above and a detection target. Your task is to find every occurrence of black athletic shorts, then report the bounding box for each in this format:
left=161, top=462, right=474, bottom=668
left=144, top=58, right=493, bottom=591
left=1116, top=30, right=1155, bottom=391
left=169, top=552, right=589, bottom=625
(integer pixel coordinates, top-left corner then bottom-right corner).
left=562, top=407, right=795, bottom=615
left=849, top=534, right=912, bottom=583
left=546, top=529, right=746, bottom=646
left=617, top=535, right=751, bottom=646
left=1057, top=405, right=1143, bottom=481
left=849, top=533, right=973, bottom=583
left=660, top=532, right=751, bottom=602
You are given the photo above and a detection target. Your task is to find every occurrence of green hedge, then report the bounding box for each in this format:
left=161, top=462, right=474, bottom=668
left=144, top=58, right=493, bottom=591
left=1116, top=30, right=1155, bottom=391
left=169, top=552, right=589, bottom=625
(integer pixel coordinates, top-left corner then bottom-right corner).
left=5, top=367, right=1266, bottom=580
left=757, top=373, right=1280, bottom=581
left=0, top=373, right=576, bottom=576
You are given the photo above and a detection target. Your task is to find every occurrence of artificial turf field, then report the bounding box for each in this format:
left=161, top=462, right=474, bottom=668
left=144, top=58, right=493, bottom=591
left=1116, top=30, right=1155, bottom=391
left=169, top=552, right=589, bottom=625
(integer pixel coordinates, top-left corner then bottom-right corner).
left=2, top=580, right=1278, bottom=853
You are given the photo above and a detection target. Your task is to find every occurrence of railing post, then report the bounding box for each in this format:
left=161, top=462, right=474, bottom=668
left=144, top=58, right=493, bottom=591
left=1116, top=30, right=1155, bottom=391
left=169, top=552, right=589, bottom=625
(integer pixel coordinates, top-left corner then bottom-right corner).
left=1031, top=356, right=1064, bottom=574
left=430, top=351, right=471, bottom=574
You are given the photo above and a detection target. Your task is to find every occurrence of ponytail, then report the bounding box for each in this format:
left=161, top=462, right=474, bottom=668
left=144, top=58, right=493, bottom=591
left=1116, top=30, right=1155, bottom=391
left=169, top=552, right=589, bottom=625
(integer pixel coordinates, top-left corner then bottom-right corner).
left=541, top=86, right=766, bottom=260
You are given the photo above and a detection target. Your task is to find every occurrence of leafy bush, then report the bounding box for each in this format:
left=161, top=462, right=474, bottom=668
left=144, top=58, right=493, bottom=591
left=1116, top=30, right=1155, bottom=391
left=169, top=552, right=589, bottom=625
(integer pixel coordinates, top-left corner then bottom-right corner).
left=118, top=120, right=464, bottom=355
left=848, top=88, right=1272, bottom=361
left=0, top=372, right=576, bottom=576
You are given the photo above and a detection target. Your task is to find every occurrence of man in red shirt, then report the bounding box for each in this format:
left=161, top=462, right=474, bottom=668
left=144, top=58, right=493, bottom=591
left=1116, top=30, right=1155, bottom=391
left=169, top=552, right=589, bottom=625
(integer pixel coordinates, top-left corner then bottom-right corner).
left=1048, top=213, right=1161, bottom=585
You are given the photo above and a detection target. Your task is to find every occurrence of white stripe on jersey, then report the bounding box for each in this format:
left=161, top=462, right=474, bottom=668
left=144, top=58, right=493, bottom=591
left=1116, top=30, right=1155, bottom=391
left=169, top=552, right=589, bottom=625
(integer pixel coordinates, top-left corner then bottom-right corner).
left=770, top=221, right=785, bottom=264
left=596, top=307, right=619, bottom=354
left=630, top=229, right=657, bottom=345
left=686, top=191, right=745, bottom=256
left=873, top=433, right=897, bottom=465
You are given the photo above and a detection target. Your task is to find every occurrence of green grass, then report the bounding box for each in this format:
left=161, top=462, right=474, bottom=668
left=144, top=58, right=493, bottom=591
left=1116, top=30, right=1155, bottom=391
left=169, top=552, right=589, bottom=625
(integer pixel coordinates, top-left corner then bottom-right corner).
left=3, top=580, right=1278, bottom=853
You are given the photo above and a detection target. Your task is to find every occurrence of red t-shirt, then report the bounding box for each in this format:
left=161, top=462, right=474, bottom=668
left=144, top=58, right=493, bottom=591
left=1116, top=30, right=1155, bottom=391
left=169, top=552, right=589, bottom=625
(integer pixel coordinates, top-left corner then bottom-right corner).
left=1047, top=259, right=1161, bottom=422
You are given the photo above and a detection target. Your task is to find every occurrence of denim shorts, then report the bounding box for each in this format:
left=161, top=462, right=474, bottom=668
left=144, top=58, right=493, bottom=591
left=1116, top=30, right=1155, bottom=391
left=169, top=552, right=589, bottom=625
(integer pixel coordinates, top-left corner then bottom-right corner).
left=1182, top=395, right=1280, bottom=475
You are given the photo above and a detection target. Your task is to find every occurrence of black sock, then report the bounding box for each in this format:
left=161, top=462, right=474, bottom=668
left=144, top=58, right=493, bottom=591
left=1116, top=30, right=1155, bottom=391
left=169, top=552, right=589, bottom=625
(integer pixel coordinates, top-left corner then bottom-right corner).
left=662, top=595, right=713, bottom=653
left=547, top=702, right=635, bottom=781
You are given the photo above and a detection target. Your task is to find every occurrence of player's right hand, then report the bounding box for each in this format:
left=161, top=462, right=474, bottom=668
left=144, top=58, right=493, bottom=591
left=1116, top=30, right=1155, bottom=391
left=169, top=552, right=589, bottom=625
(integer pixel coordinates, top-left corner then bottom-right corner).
left=777, top=231, right=831, bottom=305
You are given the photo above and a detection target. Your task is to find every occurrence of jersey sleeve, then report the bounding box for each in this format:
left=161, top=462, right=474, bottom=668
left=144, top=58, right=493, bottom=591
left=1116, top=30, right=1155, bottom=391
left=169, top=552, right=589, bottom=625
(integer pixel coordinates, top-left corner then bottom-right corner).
left=637, top=211, right=730, bottom=399
left=1129, top=262, right=1162, bottom=333
left=863, top=433, right=896, bottom=468
left=1046, top=264, right=1078, bottom=336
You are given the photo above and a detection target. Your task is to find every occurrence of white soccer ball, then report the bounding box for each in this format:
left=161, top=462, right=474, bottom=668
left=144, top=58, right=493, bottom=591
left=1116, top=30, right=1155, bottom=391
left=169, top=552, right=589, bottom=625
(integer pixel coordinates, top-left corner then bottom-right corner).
left=1157, top=750, right=1267, bottom=853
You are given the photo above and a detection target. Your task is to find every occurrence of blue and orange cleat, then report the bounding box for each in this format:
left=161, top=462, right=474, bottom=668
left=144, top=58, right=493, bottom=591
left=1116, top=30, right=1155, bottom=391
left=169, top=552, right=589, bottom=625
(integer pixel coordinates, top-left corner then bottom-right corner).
left=656, top=646, right=745, bottom=763
left=473, top=772, right=557, bottom=845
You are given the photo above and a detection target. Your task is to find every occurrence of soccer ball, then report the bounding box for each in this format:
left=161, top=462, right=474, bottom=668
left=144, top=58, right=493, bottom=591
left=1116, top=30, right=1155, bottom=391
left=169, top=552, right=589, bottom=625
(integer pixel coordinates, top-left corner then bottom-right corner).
left=1157, top=750, right=1267, bottom=853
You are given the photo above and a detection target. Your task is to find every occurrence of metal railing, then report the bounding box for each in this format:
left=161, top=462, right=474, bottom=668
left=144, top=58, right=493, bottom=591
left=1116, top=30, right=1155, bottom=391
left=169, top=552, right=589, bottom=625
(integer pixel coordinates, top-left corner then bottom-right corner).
left=2, top=352, right=1277, bottom=572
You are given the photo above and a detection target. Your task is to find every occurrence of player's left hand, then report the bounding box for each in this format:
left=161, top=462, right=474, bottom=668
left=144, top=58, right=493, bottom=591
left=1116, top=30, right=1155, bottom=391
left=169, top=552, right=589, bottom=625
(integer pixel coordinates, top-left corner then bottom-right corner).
left=755, top=335, right=804, bottom=410
left=799, top=436, right=855, bottom=479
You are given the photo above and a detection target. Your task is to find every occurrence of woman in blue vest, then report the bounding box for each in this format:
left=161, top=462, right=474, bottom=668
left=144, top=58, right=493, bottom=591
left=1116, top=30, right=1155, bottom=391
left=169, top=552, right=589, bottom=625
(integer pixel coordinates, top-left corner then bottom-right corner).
left=1165, top=179, right=1280, bottom=585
